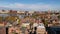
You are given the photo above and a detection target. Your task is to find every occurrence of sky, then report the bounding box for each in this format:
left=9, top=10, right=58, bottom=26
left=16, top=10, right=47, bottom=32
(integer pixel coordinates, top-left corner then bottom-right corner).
left=0, top=0, right=60, bottom=11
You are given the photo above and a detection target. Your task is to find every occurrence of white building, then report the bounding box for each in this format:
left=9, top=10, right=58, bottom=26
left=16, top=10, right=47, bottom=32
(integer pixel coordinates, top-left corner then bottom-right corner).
left=0, top=10, right=9, bottom=17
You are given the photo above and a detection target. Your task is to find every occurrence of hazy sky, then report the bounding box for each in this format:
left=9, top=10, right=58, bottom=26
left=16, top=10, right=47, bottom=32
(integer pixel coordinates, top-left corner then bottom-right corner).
left=0, top=0, right=60, bottom=10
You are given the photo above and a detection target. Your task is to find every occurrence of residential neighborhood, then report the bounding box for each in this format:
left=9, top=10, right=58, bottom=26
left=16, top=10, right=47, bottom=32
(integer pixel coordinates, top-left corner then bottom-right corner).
left=0, top=10, right=60, bottom=34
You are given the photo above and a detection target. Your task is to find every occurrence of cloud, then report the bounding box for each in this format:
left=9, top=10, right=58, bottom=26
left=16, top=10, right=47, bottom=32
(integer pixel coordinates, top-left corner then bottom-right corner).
left=0, top=3, right=60, bottom=11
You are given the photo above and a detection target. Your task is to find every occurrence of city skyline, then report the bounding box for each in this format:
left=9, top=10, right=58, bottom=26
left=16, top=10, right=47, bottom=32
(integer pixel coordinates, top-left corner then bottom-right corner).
left=0, top=0, right=60, bottom=11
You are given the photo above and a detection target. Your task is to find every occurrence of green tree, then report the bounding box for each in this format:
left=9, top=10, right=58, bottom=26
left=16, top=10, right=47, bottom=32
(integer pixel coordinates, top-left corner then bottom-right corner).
left=0, top=17, right=3, bottom=22
left=42, top=18, right=48, bottom=27
left=58, top=15, right=60, bottom=19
